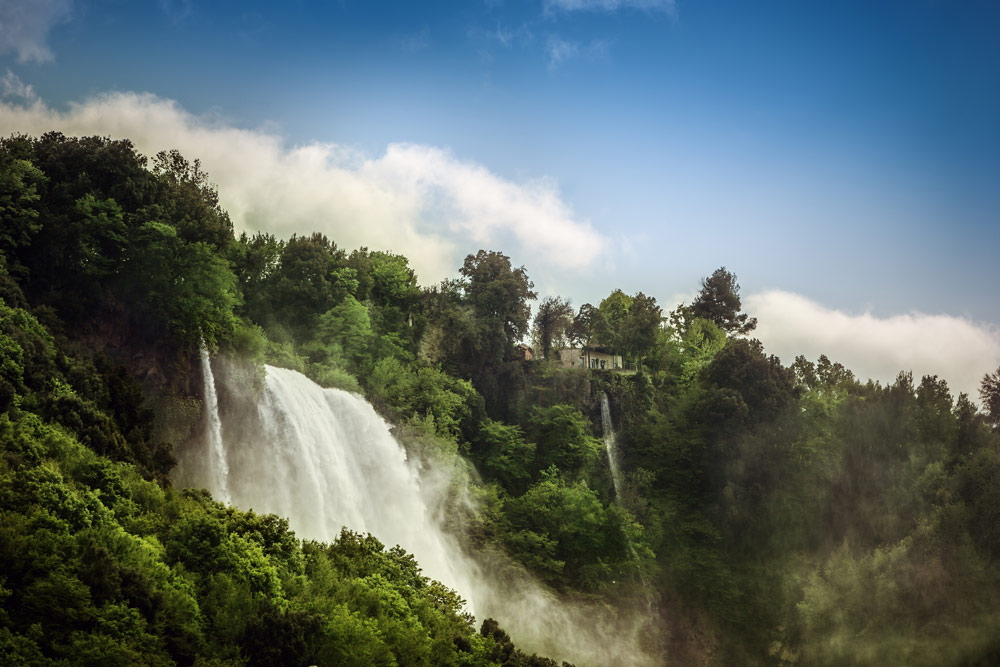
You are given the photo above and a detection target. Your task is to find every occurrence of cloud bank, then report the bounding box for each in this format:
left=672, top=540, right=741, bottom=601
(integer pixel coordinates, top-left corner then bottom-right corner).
left=0, top=0, right=72, bottom=63
left=746, top=290, right=1000, bottom=399
left=0, top=90, right=606, bottom=284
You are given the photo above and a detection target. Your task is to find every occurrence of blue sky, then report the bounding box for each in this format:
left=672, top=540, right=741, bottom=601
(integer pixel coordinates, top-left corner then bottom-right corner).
left=1, top=0, right=999, bottom=393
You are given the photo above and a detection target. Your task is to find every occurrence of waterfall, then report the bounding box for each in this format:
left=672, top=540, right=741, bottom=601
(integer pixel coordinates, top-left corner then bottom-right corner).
left=600, top=392, right=624, bottom=500
left=198, top=340, right=231, bottom=505
left=197, top=364, right=474, bottom=606
left=601, top=391, right=655, bottom=598
left=175, top=362, right=659, bottom=667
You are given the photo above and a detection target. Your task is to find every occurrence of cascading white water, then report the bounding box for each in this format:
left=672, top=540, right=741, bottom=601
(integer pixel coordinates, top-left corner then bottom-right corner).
left=600, top=392, right=624, bottom=500
left=198, top=340, right=231, bottom=505
left=203, top=364, right=474, bottom=607
left=176, top=361, right=659, bottom=667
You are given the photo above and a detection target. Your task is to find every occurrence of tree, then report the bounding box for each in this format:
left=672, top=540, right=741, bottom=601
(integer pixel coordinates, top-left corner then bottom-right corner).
left=699, top=337, right=799, bottom=433
left=689, top=267, right=757, bottom=335
left=230, top=232, right=282, bottom=326
left=121, top=222, right=239, bottom=346
left=597, top=289, right=633, bottom=355
left=269, top=233, right=357, bottom=339
left=459, top=250, right=536, bottom=355
left=0, top=155, right=44, bottom=255
left=532, top=296, right=574, bottom=360
left=309, top=296, right=372, bottom=373
left=474, top=419, right=536, bottom=492
left=457, top=251, right=536, bottom=417
left=150, top=149, right=233, bottom=250
left=526, top=404, right=601, bottom=476
left=571, top=303, right=605, bottom=348
left=621, top=292, right=662, bottom=366
left=981, top=366, right=1000, bottom=428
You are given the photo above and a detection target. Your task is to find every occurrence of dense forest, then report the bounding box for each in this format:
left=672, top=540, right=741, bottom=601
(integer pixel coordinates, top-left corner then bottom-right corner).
left=1, top=132, right=999, bottom=666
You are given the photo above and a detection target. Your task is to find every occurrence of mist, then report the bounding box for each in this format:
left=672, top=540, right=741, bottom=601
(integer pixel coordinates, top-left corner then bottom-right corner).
left=174, top=353, right=659, bottom=667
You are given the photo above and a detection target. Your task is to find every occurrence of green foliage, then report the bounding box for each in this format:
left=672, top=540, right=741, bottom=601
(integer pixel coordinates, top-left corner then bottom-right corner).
left=121, top=222, right=239, bottom=347
left=981, top=365, right=1000, bottom=429
left=525, top=404, right=601, bottom=478
left=0, top=155, right=44, bottom=254
left=532, top=296, right=574, bottom=360
left=455, top=250, right=536, bottom=418
left=0, top=376, right=496, bottom=666
left=368, top=357, right=480, bottom=439
left=474, top=419, right=536, bottom=492
left=619, top=292, right=661, bottom=365
left=687, top=266, right=757, bottom=335
left=502, top=473, right=645, bottom=591
left=266, top=233, right=355, bottom=337
left=3, top=132, right=1000, bottom=665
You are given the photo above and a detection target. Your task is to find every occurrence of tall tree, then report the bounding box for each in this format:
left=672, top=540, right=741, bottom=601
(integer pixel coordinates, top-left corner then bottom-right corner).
left=981, top=366, right=1000, bottom=428
left=459, top=250, right=536, bottom=362
left=458, top=250, right=536, bottom=418
left=689, top=267, right=757, bottom=335
left=0, top=154, right=44, bottom=256
left=532, top=296, right=574, bottom=360
left=268, top=233, right=357, bottom=339
left=571, top=303, right=605, bottom=348
left=621, top=292, right=662, bottom=366
left=597, top=289, right=633, bottom=357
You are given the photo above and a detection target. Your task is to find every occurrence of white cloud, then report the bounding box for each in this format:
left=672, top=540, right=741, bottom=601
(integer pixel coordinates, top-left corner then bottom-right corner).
left=1, top=70, right=38, bottom=102
left=544, top=0, right=675, bottom=14
left=0, top=0, right=72, bottom=63
left=0, top=89, right=606, bottom=284
left=746, top=290, right=1000, bottom=399
left=547, top=36, right=580, bottom=68
left=546, top=36, right=610, bottom=69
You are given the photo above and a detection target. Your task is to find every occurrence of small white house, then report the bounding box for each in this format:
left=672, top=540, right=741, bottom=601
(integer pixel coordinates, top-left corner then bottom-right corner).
left=553, top=347, right=623, bottom=370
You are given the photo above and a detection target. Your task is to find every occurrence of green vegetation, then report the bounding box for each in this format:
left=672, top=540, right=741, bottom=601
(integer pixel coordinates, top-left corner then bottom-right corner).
left=1, top=132, right=999, bottom=665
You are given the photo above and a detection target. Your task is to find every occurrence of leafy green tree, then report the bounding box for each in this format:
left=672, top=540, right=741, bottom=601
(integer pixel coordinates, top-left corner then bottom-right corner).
left=571, top=302, right=605, bottom=349
left=268, top=233, right=356, bottom=339
left=367, top=357, right=479, bottom=439
left=621, top=292, right=661, bottom=367
left=121, top=221, right=239, bottom=346
left=72, top=194, right=127, bottom=278
left=688, top=267, right=757, bottom=335
left=458, top=250, right=536, bottom=417
left=0, top=155, right=44, bottom=255
left=700, top=337, right=798, bottom=431
left=597, top=289, right=632, bottom=355
left=504, top=474, right=635, bottom=590
left=678, top=318, right=727, bottom=384
left=230, top=232, right=282, bottom=326
left=418, top=279, right=480, bottom=370
left=532, top=296, right=574, bottom=360
left=309, top=295, right=372, bottom=373
left=460, top=250, right=536, bottom=358
left=526, top=404, right=601, bottom=477
left=981, top=365, right=1000, bottom=428
left=474, top=419, right=536, bottom=492
left=149, top=149, right=233, bottom=250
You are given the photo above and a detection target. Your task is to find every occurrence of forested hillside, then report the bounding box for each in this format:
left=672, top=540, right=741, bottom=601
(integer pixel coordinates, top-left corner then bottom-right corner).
left=2, top=133, right=999, bottom=665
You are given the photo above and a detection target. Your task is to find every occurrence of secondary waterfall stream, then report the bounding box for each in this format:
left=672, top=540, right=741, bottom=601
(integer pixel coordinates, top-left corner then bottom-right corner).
left=198, top=340, right=231, bottom=505
left=176, top=354, right=658, bottom=667
left=600, top=392, right=624, bottom=501
left=601, top=391, right=655, bottom=599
